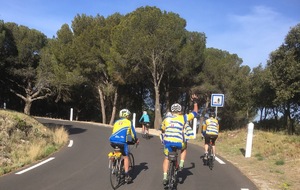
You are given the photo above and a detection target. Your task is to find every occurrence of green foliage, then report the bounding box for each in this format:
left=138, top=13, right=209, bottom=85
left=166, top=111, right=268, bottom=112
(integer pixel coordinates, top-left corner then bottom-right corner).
left=254, top=153, right=264, bottom=161
left=275, top=160, right=285, bottom=165
left=267, top=23, right=300, bottom=134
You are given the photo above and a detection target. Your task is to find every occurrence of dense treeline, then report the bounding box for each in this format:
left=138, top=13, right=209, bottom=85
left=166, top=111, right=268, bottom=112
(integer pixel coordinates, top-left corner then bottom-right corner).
left=0, top=6, right=299, bottom=134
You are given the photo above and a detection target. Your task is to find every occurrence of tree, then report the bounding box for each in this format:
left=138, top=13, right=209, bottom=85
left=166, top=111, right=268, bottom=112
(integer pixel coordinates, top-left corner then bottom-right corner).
left=2, top=22, right=54, bottom=115
left=110, top=6, right=188, bottom=129
left=267, top=23, right=300, bottom=134
left=194, top=48, right=253, bottom=130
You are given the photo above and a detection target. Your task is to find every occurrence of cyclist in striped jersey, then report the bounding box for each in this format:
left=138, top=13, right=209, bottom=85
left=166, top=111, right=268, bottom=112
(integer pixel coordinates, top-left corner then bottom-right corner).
left=160, top=95, right=198, bottom=186
left=202, top=111, right=220, bottom=160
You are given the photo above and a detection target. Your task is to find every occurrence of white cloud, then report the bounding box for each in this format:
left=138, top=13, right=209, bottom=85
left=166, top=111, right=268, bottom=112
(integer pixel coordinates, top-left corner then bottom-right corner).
left=207, top=6, right=298, bottom=68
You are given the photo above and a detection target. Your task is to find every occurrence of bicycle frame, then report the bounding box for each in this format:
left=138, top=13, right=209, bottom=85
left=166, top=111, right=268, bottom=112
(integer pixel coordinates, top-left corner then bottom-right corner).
left=108, top=147, right=124, bottom=190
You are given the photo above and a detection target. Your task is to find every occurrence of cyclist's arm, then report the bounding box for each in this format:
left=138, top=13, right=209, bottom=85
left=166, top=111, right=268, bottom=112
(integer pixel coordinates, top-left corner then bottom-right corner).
left=139, top=115, right=143, bottom=123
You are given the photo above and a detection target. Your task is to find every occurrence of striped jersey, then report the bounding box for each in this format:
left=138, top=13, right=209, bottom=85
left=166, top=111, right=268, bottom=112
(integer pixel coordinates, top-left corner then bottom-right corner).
left=203, top=117, right=219, bottom=135
left=161, top=112, right=196, bottom=143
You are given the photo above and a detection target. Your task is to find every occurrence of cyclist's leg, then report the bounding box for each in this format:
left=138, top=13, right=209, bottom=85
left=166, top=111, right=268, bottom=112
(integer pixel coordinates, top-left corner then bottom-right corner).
left=179, top=142, right=187, bottom=170
left=163, top=145, right=169, bottom=185
left=146, top=123, right=149, bottom=134
left=212, top=135, right=218, bottom=156
left=122, top=143, right=129, bottom=173
left=203, top=135, right=210, bottom=160
left=204, top=135, right=209, bottom=153
left=122, top=143, right=133, bottom=183
left=142, top=124, right=145, bottom=134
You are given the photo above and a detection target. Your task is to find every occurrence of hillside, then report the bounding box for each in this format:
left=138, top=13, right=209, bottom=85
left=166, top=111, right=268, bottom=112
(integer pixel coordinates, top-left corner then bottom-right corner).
left=0, top=109, right=68, bottom=175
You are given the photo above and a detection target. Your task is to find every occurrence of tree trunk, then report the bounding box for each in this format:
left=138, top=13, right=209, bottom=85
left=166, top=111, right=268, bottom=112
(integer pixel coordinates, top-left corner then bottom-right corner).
left=109, top=90, right=118, bottom=125
left=24, top=99, right=32, bottom=115
left=154, top=85, right=162, bottom=129
left=98, top=86, right=106, bottom=124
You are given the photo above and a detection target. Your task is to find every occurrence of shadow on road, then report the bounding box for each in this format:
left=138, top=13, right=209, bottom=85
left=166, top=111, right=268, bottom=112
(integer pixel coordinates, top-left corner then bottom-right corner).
left=178, top=162, right=195, bottom=184
left=132, top=162, right=149, bottom=180
left=41, top=122, right=87, bottom=135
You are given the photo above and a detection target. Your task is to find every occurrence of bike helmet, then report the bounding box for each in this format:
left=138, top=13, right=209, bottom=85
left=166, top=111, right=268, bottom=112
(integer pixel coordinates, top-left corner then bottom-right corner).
left=171, top=103, right=182, bottom=112
left=119, top=109, right=131, bottom=118
left=209, top=112, right=216, bottom=118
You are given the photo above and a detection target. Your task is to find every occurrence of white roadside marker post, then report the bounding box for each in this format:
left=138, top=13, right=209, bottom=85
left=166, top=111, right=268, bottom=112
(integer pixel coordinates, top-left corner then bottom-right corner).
left=245, top=122, right=254, bottom=158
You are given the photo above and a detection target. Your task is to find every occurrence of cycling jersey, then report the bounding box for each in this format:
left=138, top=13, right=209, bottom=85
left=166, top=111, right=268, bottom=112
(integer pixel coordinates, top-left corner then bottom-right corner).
left=139, top=113, right=150, bottom=123
left=202, top=117, right=219, bottom=135
left=109, top=118, right=137, bottom=143
left=161, top=112, right=197, bottom=143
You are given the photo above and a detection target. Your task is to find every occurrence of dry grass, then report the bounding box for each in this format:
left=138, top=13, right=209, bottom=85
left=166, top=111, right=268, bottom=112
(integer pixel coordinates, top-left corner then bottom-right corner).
left=191, top=128, right=300, bottom=190
left=0, top=110, right=69, bottom=175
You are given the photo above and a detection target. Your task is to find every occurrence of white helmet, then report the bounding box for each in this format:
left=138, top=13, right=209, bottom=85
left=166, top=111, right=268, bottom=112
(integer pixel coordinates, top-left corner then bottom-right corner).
left=119, top=109, right=131, bottom=118
left=171, top=103, right=182, bottom=112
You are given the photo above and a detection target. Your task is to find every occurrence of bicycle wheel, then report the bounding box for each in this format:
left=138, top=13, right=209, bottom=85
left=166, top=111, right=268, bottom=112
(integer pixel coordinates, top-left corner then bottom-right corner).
left=110, top=159, right=121, bottom=190
left=168, top=161, right=177, bottom=190
left=208, top=156, right=214, bottom=170
left=208, top=146, right=214, bottom=170
left=128, top=152, right=135, bottom=173
left=145, top=132, right=149, bottom=139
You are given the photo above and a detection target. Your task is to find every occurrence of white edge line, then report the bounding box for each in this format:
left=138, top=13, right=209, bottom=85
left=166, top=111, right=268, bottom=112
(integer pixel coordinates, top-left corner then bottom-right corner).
left=241, top=189, right=249, bottom=190
left=15, top=157, right=55, bottom=175
left=68, top=140, right=73, bottom=147
left=215, top=156, right=226, bottom=164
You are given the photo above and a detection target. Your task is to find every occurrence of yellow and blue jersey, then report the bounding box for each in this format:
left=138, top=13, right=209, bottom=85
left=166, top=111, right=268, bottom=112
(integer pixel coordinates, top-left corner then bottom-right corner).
left=161, top=112, right=196, bottom=143
left=109, top=118, right=137, bottom=143
left=202, top=117, right=219, bottom=135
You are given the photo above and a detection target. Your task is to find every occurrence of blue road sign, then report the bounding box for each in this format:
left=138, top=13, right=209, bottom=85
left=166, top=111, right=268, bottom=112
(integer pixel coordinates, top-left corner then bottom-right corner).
left=211, top=94, right=224, bottom=107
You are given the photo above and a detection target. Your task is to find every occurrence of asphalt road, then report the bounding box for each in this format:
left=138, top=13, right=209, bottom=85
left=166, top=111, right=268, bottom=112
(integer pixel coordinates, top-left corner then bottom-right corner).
left=0, top=118, right=258, bottom=190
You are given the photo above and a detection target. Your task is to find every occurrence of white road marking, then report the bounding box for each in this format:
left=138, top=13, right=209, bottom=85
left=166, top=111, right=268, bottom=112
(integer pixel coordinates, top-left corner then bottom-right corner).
left=241, top=188, right=249, bottom=190
left=215, top=156, right=226, bottom=164
left=68, top=140, right=73, bottom=147
left=15, top=157, right=55, bottom=175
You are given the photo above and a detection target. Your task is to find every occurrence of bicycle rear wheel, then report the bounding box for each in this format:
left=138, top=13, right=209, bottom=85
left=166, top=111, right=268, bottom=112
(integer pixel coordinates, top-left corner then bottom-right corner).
left=128, top=152, right=135, bottom=173
left=167, top=161, right=177, bottom=190
left=208, top=146, right=214, bottom=170
left=110, top=159, right=121, bottom=189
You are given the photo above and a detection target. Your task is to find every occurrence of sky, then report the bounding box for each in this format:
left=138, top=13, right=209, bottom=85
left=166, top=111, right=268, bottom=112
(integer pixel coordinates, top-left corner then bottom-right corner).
left=0, top=0, right=299, bottom=69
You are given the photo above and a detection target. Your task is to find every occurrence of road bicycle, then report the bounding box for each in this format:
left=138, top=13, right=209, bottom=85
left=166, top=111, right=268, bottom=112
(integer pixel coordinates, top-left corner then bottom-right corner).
left=165, top=146, right=179, bottom=190
left=206, top=137, right=214, bottom=170
left=200, top=136, right=214, bottom=170
left=142, top=122, right=150, bottom=139
left=108, top=143, right=135, bottom=190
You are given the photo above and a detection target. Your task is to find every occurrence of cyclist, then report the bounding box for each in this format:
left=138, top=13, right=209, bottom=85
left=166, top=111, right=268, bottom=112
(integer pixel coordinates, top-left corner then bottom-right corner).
left=160, top=95, right=198, bottom=186
left=201, top=111, right=220, bottom=160
left=139, top=111, right=150, bottom=136
left=109, top=108, right=139, bottom=183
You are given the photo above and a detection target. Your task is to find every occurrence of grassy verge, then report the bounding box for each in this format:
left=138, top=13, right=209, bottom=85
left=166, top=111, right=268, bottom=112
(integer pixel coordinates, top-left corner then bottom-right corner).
left=0, top=110, right=69, bottom=175
left=190, top=128, right=300, bottom=190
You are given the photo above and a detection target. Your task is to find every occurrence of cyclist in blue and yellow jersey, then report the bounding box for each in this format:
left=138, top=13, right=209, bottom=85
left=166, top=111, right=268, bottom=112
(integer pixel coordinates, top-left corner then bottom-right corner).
left=160, top=94, right=198, bottom=186
left=109, top=109, right=139, bottom=183
left=201, top=111, right=219, bottom=160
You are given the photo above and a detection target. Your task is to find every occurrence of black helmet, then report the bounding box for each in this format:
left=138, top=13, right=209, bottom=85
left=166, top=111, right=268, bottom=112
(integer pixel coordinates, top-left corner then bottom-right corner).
left=209, top=112, right=216, bottom=118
